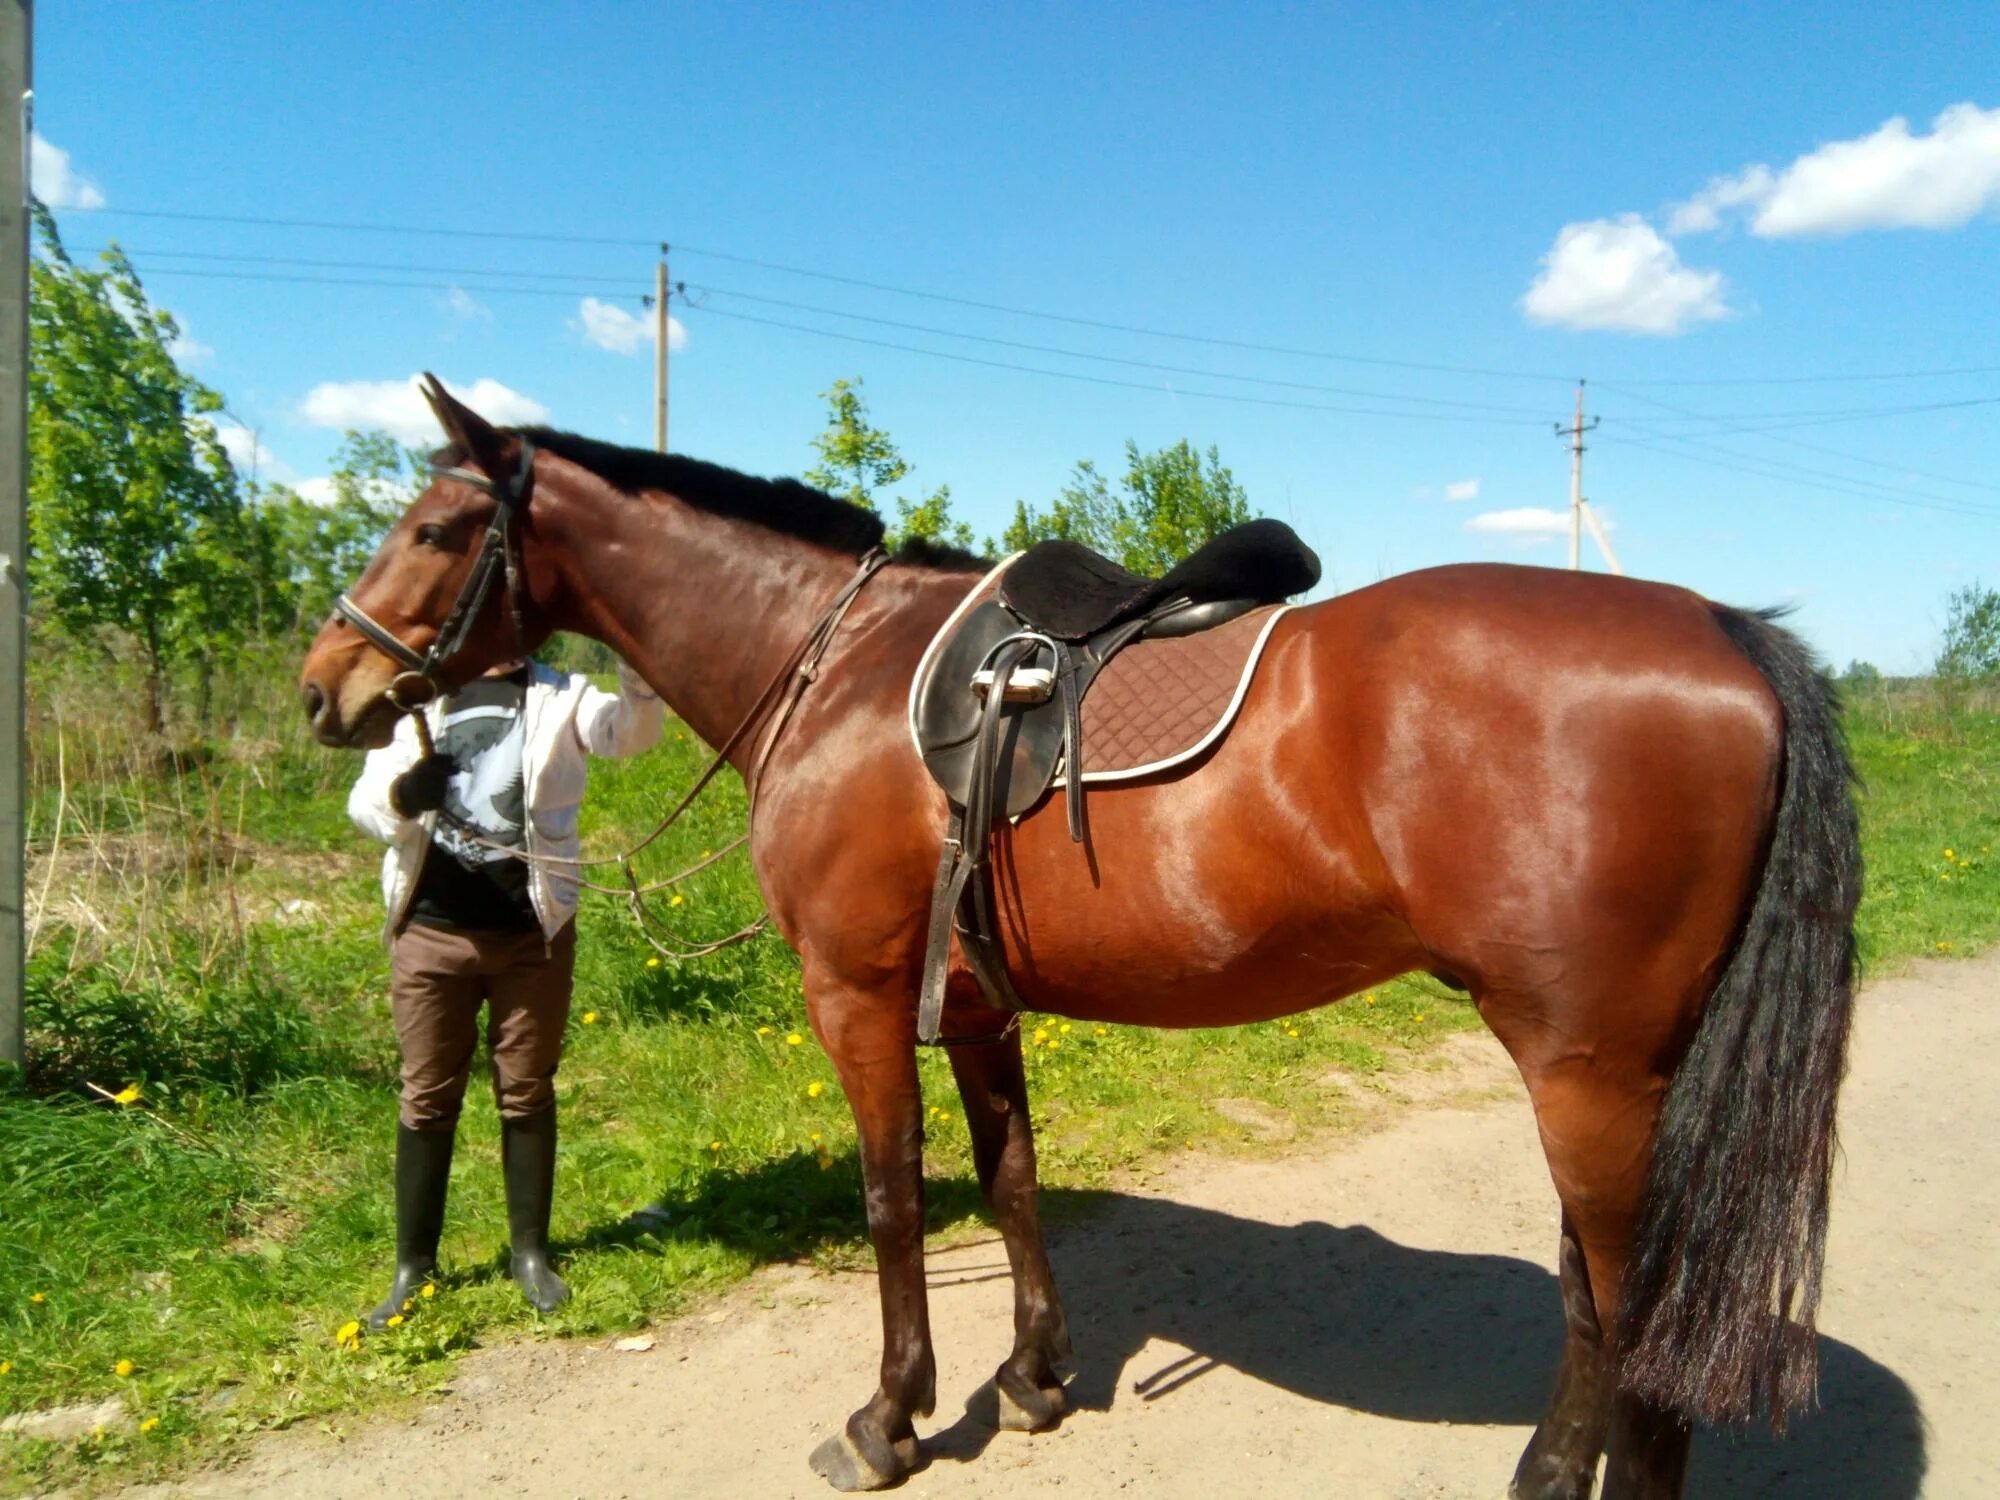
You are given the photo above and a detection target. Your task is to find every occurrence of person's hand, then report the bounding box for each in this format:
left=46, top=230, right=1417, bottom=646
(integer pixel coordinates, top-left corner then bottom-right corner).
left=391, top=755, right=458, bottom=816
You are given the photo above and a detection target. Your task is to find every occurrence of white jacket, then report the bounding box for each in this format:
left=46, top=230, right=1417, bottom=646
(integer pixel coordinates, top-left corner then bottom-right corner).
left=348, top=660, right=666, bottom=943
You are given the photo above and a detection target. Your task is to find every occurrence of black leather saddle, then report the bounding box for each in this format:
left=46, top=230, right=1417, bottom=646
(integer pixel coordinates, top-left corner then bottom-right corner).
left=914, top=520, right=1320, bottom=1042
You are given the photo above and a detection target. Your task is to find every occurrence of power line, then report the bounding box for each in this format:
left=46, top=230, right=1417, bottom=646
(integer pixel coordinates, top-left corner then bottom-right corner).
left=689, top=303, right=1553, bottom=425
left=1596, top=380, right=2000, bottom=496
left=71, top=205, right=656, bottom=249
left=71, top=204, right=1579, bottom=383
left=685, top=282, right=1556, bottom=416
left=86, top=263, right=640, bottom=301
left=1597, top=431, right=2000, bottom=523
left=76, top=244, right=642, bottom=288
left=69, top=204, right=2000, bottom=391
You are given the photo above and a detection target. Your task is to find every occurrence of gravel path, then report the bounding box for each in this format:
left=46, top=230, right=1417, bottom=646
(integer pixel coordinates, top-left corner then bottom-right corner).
left=136, top=952, right=1996, bottom=1499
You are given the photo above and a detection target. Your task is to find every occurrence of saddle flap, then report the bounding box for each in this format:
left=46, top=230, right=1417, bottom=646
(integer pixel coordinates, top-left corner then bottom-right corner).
left=914, top=601, right=1066, bottom=820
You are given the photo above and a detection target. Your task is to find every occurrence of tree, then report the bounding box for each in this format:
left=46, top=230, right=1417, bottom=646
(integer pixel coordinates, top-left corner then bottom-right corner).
left=1004, top=439, right=1253, bottom=575
left=1936, top=582, right=2000, bottom=681
left=27, top=206, right=254, bottom=732
left=804, top=377, right=976, bottom=551
left=253, top=431, right=424, bottom=635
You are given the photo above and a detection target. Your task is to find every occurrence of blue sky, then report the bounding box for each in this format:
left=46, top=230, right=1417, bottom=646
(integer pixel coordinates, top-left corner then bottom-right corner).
left=36, top=1, right=2000, bottom=671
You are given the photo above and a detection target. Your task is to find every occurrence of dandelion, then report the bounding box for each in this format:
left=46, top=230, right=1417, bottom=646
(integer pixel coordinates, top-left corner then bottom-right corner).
left=112, top=1083, right=141, bottom=1106
left=809, top=1130, right=823, bottom=1143
left=757, top=1025, right=773, bottom=1036
left=140, top=1416, right=161, bottom=1433
left=1049, top=1039, right=1061, bottom=1051
left=786, top=1032, right=803, bottom=1047
left=709, top=1139, right=722, bottom=1151
left=583, top=1011, right=599, bottom=1025
left=28, top=1293, right=43, bottom=1304
left=1059, top=1023, right=1072, bottom=1035
left=701, top=849, right=712, bottom=859
left=1941, top=873, right=1951, bottom=882
left=1364, top=996, right=1376, bottom=1006
left=386, top=1314, right=405, bottom=1328
left=645, top=957, right=661, bottom=969
left=335, top=1320, right=362, bottom=1352
left=1944, top=848, right=1956, bottom=860
left=1093, top=1026, right=1108, bottom=1037
left=1033, top=1026, right=1050, bottom=1043
left=114, top=1359, right=134, bottom=1378
left=421, top=1283, right=437, bottom=1299
left=0, top=1361, right=12, bottom=1375
left=670, top=893, right=686, bottom=908
left=806, top=1081, right=825, bottom=1099
left=818, top=1154, right=834, bottom=1172
left=1285, top=1027, right=1300, bottom=1038
left=1415, top=1013, right=1428, bottom=1023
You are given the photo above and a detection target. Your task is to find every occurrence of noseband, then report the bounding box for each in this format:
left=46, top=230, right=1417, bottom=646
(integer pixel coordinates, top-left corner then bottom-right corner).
left=333, top=438, right=538, bottom=706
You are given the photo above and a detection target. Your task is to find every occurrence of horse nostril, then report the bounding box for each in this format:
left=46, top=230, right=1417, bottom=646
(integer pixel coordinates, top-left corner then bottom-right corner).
left=301, top=681, right=327, bottom=724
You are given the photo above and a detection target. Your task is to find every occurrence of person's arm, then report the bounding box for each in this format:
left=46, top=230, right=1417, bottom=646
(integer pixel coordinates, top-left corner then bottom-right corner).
left=347, top=716, right=443, bottom=842
left=571, top=659, right=667, bottom=759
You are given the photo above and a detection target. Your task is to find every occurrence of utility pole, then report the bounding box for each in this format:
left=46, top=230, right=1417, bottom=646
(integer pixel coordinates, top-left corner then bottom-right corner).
left=1, top=0, right=29, bottom=1072
left=653, top=247, right=668, bottom=453
left=1557, top=380, right=1622, bottom=576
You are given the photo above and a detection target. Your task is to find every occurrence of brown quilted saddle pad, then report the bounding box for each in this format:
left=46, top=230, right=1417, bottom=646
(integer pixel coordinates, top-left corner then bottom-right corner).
left=1062, top=601, right=1286, bottom=784
left=908, top=561, right=1291, bottom=792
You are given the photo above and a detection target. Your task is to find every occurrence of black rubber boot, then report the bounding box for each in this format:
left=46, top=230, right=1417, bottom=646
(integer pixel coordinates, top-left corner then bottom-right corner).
left=367, top=1124, right=455, bottom=1331
left=502, top=1109, right=569, bottom=1314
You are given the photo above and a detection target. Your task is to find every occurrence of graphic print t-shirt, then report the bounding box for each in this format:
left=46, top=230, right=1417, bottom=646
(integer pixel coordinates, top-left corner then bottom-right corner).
left=406, top=667, right=539, bottom=931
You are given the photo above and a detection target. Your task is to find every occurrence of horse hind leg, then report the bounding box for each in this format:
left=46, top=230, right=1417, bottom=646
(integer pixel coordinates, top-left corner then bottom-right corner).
left=1510, top=1212, right=1615, bottom=1500
left=1514, top=1060, right=1693, bottom=1500
left=948, top=1031, right=1075, bottom=1432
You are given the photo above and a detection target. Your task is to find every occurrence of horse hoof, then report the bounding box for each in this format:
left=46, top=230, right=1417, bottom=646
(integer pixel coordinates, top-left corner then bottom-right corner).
left=995, top=1372, right=1067, bottom=1433
left=809, top=1429, right=918, bottom=1491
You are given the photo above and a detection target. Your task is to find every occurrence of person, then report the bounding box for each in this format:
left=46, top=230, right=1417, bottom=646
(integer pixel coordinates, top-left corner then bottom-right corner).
left=347, top=654, right=664, bottom=1328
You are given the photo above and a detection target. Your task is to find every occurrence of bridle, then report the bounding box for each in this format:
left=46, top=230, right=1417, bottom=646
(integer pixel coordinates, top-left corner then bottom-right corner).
left=333, top=438, right=538, bottom=722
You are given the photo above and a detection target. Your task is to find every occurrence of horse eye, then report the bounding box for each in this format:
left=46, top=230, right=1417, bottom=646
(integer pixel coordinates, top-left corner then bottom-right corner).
left=415, top=524, right=447, bottom=548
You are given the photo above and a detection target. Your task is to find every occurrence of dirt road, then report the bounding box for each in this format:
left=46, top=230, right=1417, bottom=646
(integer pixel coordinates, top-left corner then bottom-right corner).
left=138, top=953, right=1995, bottom=1498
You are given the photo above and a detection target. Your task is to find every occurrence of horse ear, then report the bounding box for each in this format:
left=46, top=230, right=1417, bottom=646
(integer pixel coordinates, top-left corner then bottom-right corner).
left=418, top=372, right=507, bottom=472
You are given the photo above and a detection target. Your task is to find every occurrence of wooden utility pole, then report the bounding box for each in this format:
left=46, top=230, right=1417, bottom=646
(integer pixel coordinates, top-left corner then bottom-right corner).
left=1, top=0, right=29, bottom=1071
left=1557, top=381, right=1621, bottom=575
left=653, top=247, right=669, bottom=453
left=1566, top=381, right=1587, bottom=571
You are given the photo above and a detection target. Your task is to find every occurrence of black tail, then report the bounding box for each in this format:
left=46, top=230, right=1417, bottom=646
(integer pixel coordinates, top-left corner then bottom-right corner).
left=1617, top=606, right=1862, bottom=1430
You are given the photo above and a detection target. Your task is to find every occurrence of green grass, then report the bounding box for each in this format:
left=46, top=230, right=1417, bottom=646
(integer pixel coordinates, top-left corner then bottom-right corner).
left=2, top=675, right=1992, bottom=1493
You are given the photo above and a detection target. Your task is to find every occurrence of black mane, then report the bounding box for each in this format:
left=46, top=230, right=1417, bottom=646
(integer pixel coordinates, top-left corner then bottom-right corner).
left=514, top=427, right=988, bottom=571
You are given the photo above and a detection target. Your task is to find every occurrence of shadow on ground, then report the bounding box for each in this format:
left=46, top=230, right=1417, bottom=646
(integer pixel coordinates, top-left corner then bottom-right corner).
left=920, top=1189, right=1927, bottom=1500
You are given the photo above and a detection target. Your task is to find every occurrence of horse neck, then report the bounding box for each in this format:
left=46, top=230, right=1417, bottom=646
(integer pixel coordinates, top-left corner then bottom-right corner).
left=537, top=478, right=863, bottom=758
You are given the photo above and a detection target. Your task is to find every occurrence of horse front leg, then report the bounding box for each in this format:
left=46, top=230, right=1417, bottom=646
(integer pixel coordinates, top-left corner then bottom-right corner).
left=948, top=1028, right=1075, bottom=1431
left=807, top=979, right=934, bottom=1492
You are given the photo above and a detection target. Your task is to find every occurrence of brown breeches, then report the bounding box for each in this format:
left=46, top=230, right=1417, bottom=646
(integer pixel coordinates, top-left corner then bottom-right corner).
left=389, top=921, right=576, bottom=1130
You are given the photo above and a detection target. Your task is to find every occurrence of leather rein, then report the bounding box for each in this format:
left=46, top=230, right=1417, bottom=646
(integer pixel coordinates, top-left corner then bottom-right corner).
left=333, top=440, right=890, bottom=960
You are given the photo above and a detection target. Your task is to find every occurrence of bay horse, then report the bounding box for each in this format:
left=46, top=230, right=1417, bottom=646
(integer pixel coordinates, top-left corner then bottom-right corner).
left=300, top=380, right=1859, bottom=1500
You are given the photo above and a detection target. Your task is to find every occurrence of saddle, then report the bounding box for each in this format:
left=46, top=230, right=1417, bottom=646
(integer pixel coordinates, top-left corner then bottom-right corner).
left=911, top=520, right=1320, bottom=1042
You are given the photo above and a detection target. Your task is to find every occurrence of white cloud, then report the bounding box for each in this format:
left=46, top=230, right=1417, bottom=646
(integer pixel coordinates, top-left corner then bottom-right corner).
left=1521, top=215, right=1730, bottom=335
left=295, top=476, right=337, bottom=507
left=293, top=473, right=406, bottom=509
left=572, top=296, right=686, bottom=355
left=1465, top=507, right=1573, bottom=539
left=207, top=421, right=297, bottom=484
left=29, top=134, right=105, bottom=210
left=166, top=315, right=214, bottom=366
left=299, top=374, right=549, bottom=446
left=445, top=286, right=492, bottom=321
left=1443, top=478, right=1480, bottom=503
left=1666, top=166, right=1776, bottom=235
left=1672, top=102, right=2000, bottom=238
